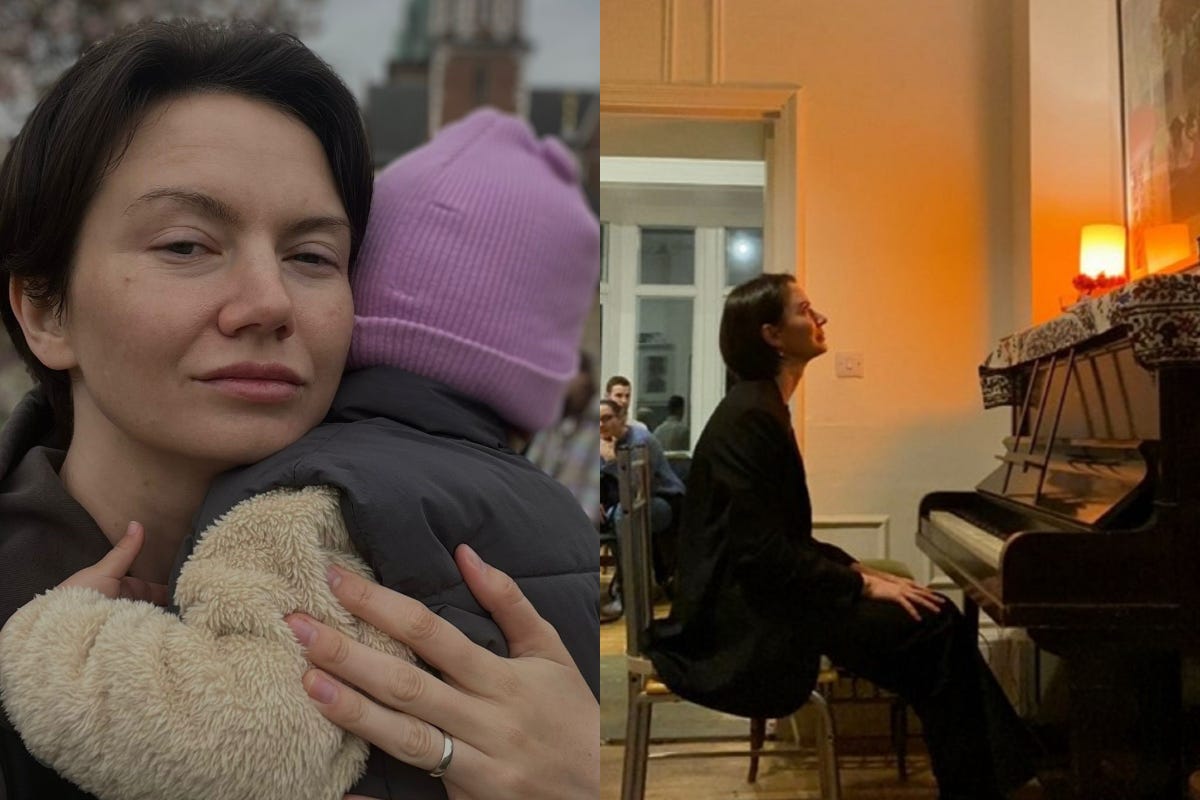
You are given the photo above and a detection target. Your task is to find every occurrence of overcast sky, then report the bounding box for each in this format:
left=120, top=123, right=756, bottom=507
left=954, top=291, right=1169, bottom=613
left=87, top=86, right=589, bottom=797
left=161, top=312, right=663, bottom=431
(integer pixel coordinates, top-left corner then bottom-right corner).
left=303, top=0, right=600, bottom=102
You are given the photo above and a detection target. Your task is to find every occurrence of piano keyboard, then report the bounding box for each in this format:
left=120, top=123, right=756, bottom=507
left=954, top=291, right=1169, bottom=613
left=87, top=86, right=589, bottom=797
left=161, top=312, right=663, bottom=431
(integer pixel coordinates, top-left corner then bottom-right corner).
left=927, top=511, right=1005, bottom=567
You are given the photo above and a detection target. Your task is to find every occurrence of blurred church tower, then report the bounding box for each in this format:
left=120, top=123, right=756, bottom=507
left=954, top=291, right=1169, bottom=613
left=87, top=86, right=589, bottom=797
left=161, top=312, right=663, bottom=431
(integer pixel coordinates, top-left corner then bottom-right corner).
left=428, top=0, right=528, bottom=134
left=368, top=0, right=596, bottom=210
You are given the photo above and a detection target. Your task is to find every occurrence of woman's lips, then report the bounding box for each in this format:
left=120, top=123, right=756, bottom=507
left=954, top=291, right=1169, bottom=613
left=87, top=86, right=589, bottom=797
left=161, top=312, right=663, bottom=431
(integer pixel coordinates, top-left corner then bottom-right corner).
left=201, top=378, right=300, bottom=403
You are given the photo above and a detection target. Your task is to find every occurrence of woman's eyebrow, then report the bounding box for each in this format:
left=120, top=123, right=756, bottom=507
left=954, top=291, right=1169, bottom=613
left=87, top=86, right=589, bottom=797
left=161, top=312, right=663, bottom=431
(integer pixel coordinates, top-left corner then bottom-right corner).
left=282, top=215, right=351, bottom=240
left=124, top=188, right=241, bottom=226
left=124, top=188, right=349, bottom=239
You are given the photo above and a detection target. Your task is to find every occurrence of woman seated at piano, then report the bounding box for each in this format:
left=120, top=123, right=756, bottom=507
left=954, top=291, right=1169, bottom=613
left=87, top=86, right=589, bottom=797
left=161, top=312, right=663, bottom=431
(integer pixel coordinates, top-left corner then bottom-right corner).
left=646, top=273, right=1038, bottom=799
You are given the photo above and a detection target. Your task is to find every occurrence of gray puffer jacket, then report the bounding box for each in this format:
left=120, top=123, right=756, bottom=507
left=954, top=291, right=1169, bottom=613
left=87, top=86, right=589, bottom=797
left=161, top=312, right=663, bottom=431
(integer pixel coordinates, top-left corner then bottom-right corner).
left=182, top=367, right=600, bottom=692
left=176, top=366, right=600, bottom=798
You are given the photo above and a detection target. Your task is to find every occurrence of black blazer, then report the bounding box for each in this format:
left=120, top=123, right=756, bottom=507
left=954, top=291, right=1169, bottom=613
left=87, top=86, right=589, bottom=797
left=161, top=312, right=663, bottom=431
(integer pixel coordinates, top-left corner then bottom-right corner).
left=646, top=379, right=863, bottom=718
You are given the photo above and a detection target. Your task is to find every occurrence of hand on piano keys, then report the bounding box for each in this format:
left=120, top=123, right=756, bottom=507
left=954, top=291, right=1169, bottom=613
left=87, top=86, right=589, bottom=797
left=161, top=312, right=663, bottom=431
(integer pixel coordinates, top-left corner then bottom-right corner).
left=853, top=562, right=946, bottom=621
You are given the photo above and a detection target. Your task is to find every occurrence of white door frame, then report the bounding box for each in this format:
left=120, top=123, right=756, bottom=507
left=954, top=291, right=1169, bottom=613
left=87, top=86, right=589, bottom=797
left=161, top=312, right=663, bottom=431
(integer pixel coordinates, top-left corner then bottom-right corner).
left=600, top=82, right=807, bottom=442
left=600, top=160, right=764, bottom=437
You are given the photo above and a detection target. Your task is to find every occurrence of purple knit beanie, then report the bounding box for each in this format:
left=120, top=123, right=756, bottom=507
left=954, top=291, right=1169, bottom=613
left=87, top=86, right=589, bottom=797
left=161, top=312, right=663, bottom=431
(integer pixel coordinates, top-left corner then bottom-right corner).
left=348, top=107, right=600, bottom=433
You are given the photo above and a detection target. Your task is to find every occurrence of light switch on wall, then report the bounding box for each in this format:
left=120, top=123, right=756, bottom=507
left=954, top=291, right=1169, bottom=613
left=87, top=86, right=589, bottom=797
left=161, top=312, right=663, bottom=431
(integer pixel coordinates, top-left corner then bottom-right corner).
left=835, top=351, right=864, bottom=378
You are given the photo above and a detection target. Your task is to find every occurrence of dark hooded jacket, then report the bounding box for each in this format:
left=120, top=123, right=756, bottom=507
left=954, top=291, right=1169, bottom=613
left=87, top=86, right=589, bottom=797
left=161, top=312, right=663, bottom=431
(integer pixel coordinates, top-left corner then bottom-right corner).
left=0, top=390, right=107, bottom=800
left=646, top=379, right=862, bottom=718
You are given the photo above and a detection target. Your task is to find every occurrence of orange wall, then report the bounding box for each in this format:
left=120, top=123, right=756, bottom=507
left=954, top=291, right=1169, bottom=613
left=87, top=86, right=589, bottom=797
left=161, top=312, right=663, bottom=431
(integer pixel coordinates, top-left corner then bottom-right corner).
left=601, top=0, right=1123, bottom=579
left=1021, top=0, right=1123, bottom=322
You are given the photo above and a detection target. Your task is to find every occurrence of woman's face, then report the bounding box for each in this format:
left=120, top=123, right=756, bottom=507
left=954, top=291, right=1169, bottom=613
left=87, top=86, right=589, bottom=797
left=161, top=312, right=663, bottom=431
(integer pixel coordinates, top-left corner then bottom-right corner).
left=45, top=92, right=354, bottom=468
left=765, top=283, right=828, bottom=365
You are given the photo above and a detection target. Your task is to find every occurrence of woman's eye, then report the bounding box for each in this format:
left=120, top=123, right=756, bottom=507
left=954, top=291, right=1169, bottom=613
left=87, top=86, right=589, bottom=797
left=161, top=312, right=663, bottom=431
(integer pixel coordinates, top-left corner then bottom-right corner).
left=163, top=241, right=207, bottom=257
left=291, top=252, right=339, bottom=269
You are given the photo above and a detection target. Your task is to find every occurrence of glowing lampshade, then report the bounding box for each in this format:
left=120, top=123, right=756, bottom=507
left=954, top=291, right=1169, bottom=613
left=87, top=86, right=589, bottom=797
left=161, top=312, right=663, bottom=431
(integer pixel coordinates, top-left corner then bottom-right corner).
left=1079, top=224, right=1126, bottom=279
left=1144, top=224, right=1194, bottom=274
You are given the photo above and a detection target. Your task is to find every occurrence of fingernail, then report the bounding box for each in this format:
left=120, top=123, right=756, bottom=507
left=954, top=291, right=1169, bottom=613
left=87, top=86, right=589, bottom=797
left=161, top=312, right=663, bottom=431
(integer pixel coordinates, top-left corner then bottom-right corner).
left=326, top=565, right=342, bottom=590
left=306, top=673, right=338, bottom=704
left=461, top=544, right=483, bottom=572
left=126, top=521, right=141, bottom=537
left=286, top=615, right=316, bottom=646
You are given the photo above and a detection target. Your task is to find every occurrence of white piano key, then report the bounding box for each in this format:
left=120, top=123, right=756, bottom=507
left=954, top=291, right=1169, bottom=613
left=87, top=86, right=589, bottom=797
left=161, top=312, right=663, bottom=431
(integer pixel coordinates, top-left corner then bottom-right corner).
left=928, top=510, right=1004, bottom=568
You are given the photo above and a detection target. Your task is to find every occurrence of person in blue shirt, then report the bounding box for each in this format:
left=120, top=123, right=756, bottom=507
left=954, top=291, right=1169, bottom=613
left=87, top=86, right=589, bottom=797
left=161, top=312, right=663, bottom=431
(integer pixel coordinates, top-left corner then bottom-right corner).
left=599, top=398, right=685, bottom=620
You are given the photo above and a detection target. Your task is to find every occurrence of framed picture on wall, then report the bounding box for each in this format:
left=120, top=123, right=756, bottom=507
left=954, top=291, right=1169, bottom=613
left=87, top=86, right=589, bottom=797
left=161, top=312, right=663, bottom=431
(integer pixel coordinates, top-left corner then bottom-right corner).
left=1119, top=0, right=1200, bottom=278
left=637, top=346, right=672, bottom=404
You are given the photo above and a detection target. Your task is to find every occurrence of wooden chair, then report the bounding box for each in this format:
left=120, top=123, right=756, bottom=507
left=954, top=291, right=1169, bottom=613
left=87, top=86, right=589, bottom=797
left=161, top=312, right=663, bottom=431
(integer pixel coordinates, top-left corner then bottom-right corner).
left=616, top=444, right=840, bottom=800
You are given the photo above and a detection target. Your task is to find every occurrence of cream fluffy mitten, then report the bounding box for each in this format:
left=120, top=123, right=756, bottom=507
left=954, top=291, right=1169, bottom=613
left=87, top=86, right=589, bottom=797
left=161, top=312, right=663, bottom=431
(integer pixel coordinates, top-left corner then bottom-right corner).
left=0, top=485, right=414, bottom=800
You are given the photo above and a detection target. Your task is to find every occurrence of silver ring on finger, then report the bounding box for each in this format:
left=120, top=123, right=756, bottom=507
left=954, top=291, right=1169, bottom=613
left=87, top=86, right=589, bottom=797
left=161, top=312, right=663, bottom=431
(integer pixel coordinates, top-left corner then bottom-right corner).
left=429, top=728, right=454, bottom=778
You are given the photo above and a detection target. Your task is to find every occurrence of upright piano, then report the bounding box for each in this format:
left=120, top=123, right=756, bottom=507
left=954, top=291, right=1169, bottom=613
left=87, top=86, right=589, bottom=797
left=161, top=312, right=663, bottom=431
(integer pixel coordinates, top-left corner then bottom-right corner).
left=918, top=273, right=1200, bottom=799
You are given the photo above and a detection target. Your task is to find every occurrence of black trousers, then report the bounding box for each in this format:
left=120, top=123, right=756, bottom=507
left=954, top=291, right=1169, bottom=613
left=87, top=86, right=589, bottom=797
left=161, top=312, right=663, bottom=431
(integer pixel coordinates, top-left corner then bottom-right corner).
left=817, top=597, right=1037, bottom=800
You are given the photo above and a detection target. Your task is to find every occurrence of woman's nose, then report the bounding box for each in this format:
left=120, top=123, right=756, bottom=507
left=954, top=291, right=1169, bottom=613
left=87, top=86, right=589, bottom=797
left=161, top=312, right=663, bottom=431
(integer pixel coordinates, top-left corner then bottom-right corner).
left=216, top=250, right=295, bottom=339
left=813, top=309, right=828, bottom=327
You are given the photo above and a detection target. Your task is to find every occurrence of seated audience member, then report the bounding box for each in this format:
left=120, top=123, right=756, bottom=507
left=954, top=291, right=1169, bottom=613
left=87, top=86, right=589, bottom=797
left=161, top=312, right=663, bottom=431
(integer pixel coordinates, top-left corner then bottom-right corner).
left=605, top=375, right=647, bottom=431
left=599, top=398, right=684, bottom=620
left=653, top=394, right=690, bottom=451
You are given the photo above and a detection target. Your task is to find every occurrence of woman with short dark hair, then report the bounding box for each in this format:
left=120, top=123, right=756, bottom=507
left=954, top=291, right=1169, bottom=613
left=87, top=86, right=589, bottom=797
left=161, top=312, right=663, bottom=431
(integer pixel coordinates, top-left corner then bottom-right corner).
left=648, top=273, right=1037, bottom=799
left=717, top=273, right=802, bottom=381
left=0, top=19, right=595, bottom=800
left=0, top=20, right=373, bottom=434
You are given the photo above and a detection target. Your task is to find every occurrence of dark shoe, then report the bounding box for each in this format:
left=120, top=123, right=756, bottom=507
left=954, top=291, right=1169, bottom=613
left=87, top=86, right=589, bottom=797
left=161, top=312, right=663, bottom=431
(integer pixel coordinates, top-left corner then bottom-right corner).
left=600, top=595, right=623, bottom=623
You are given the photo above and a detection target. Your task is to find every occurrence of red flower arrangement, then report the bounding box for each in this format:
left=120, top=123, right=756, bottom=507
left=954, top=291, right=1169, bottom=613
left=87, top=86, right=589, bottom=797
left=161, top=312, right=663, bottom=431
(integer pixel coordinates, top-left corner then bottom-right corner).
left=1072, top=272, right=1126, bottom=296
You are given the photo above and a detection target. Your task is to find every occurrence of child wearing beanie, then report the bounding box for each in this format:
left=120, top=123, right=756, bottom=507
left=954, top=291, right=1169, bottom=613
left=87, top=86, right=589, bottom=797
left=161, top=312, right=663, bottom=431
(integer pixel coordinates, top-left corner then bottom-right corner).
left=0, top=109, right=599, bottom=800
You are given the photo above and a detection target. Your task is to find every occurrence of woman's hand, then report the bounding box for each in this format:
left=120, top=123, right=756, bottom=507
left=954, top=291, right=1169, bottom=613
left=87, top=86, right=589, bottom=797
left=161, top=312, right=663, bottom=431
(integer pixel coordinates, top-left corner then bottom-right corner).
left=284, top=545, right=598, bottom=800
left=599, top=435, right=616, bottom=463
left=58, top=521, right=169, bottom=605
left=859, top=571, right=945, bottom=621
left=852, top=562, right=928, bottom=589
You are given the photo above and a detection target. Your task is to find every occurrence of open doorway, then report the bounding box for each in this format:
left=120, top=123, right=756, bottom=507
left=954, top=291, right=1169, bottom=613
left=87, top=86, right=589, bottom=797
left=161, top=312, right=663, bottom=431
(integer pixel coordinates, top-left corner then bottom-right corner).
left=600, top=161, right=764, bottom=444
left=599, top=85, right=804, bottom=441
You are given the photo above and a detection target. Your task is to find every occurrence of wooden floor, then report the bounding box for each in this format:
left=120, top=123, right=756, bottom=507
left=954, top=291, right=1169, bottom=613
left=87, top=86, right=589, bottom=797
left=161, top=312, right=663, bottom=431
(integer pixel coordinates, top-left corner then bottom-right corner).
left=600, top=743, right=938, bottom=800
left=599, top=604, right=940, bottom=800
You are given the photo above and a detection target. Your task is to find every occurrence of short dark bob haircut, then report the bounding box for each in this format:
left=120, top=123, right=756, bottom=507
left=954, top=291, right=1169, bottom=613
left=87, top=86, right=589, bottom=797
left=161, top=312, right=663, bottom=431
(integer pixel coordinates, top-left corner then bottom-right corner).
left=0, top=19, right=373, bottom=431
left=719, top=273, right=795, bottom=381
